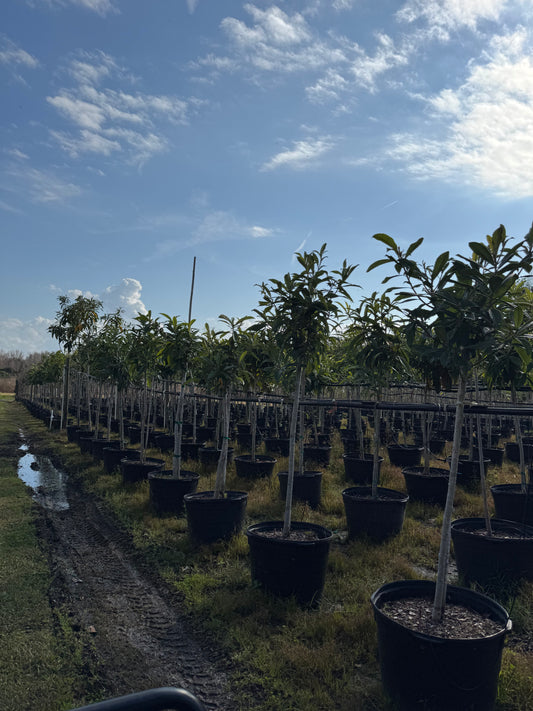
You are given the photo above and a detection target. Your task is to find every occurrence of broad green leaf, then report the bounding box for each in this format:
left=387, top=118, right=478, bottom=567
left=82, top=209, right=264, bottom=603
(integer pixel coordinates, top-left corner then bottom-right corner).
left=367, top=258, right=391, bottom=272
left=373, top=233, right=396, bottom=249
left=469, top=241, right=493, bottom=264
left=405, top=237, right=424, bottom=257
left=431, top=251, right=450, bottom=280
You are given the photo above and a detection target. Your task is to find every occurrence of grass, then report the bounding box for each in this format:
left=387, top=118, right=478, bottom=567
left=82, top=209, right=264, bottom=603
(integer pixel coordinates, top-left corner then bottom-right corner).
left=4, top=399, right=533, bottom=710
left=0, top=397, right=93, bottom=711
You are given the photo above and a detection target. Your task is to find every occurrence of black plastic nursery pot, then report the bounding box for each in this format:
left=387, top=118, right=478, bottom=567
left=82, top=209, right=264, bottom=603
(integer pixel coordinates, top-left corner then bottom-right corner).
left=246, top=520, right=333, bottom=607
left=505, top=441, right=533, bottom=463
left=198, top=446, right=234, bottom=469
left=234, top=454, right=277, bottom=479
left=91, top=437, right=120, bottom=460
left=342, top=486, right=409, bottom=542
left=387, top=445, right=423, bottom=467
left=148, top=470, right=199, bottom=515
left=342, top=454, right=383, bottom=485
left=303, top=445, right=332, bottom=466
left=78, top=433, right=96, bottom=454
left=183, top=491, right=248, bottom=543
left=264, top=438, right=291, bottom=456
left=456, top=457, right=491, bottom=492
left=491, top=483, right=533, bottom=526
left=401, top=467, right=450, bottom=507
left=278, top=471, right=322, bottom=509
left=120, top=457, right=164, bottom=484
left=371, top=580, right=511, bottom=711
left=451, top=517, right=533, bottom=589
left=102, top=447, right=140, bottom=473
left=180, top=441, right=205, bottom=461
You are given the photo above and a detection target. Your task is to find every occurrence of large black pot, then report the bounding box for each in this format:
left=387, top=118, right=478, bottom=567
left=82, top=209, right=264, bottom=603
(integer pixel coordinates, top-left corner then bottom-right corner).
left=303, top=445, right=332, bottom=466
left=148, top=470, right=199, bottom=515
left=505, top=441, right=533, bottom=463
left=342, top=486, right=409, bottom=541
left=264, top=438, right=291, bottom=456
left=180, top=441, right=205, bottom=461
left=246, top=520, right=332, bottom=607
left=234, top=454, right=277, bottom=479
left=91, top=437, right=119, bottom=460
left=491, top=483, right=533, bottom=526
left=456, top=457, right=491, bottom=492
left=371, top=580, right=511, bottom=711
left=342, top=454, right=383, bottom=485
left=120, top=457, right=164, bottom=484
left=102, top=447, right=140, bottom=473
left=154, top=433, right=175, bottom=452
left=402, top=467, right=450, bottom=507
left=184, top=490, right=248, bottom=543
left=387, top=445, right=423, bottom=467
left=451, top=517, right=533, bottom=590
left=278, top=471, right=322, bottom=509
left=198, top=446, right=234, bottom=469
left=78, top=433, right=96, bottom=454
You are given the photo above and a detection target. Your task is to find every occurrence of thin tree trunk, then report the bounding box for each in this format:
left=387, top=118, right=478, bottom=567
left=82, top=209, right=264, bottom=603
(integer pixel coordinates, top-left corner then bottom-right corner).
left=214, top=388, right=231, bottom=498
left=432, top=374, right=467, bottom=622
left=283, top=366, right=304, bottom=537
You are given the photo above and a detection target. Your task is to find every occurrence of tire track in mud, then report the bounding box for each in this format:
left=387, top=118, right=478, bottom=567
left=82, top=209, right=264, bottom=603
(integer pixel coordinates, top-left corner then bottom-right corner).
left=38, top=485, right=233, bottom=710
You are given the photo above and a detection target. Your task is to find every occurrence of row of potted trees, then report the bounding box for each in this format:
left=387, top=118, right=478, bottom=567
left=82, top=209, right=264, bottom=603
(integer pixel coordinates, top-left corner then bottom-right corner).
left=22, top=223, right=533, bottom=710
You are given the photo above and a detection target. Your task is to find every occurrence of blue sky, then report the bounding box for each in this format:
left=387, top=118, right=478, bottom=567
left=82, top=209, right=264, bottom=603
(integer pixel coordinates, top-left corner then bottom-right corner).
left=2, top=0, right=533, bottom=354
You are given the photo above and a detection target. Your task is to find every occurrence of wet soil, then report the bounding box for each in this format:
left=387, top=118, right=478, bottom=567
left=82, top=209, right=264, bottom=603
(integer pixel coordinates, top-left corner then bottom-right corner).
left=22, top=440, right=234, bottom=709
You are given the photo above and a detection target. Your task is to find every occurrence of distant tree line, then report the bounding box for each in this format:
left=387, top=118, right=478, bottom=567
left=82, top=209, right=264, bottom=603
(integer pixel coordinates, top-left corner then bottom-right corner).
left=0, top=350, right=49, bottom=393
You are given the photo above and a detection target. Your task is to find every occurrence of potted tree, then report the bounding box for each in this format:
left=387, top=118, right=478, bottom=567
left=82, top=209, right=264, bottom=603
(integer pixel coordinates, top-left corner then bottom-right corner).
left=183, top=317, right=249, bottom=543
left=48, top=294, right=102, bottom=429
left=341, top=291, right=410, bottom=540
left=119, top=312, right=165, bottom=484
left=246, top=243, right=356, bottom=606
left=148, top=315, right=201, bottom=516
left=367, top=224, right=533, bottom=710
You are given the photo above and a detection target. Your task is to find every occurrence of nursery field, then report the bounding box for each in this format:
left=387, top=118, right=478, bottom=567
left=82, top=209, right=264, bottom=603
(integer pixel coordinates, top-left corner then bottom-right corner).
left=2, top=396, right=533, bottom=711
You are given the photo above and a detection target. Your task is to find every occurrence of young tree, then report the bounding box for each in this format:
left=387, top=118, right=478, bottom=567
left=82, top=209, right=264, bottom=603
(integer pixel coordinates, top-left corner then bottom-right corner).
left=369, top=223, right=533, bottom=622
left=254, top=243, right=356, bottom=536
left=48, top=295, right=102, bottom=428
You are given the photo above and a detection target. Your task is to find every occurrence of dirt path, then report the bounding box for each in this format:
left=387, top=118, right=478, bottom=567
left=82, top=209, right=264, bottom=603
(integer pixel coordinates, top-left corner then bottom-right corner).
left=32, top=457, right=234, bottom=710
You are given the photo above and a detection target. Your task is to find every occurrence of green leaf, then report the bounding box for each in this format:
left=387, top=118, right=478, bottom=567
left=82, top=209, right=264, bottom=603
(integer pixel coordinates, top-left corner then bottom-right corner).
left=431, top=251, right=450, bottom=280
left=373, top=233, right=396, bottom=249
left=405, top=237, right=424, bottom=257
left=367, top=258, right=391, bottom=272
left=469, top=241, right=493, bottom=264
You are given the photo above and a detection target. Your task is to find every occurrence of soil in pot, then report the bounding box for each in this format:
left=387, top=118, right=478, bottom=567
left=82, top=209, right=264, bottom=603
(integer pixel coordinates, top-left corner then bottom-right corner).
left=401, top=466, right=450, bottom=507
left=120, top=457, right=164, bottom=484
left=278, top=471, right=322, bottom=509
left=246, top=520, right=332, bottom=607
left=342, top=486, right=409, bottom=541
left=387, top=445, right=423, bottom=467
left=234, top=454, right=277, bottom=479
left=371, top=579, right=511, bottom=711
left=451, top=517, right=533, bottom=591
left=491, top=484, right=533, bottom=526
left=184, top=490, right=248, bottom=543
left=342, top=454, right=383, bottom=485
left=148, top=470, right=199, bottom=515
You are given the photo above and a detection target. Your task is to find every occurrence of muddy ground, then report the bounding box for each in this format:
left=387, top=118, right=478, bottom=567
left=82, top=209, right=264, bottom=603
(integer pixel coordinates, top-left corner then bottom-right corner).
left=25, top=440, right=236, bottom=710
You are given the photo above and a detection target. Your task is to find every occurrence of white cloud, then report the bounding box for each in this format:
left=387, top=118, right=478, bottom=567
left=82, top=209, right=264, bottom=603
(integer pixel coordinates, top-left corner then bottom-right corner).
left=102, top=278, right=147, bottom=319
left=350, top=33, right=412, bottom=91
left=0, top=37, right=39, bottom=69
left=261, top=138, right=334, bottom=171
left=397, top=0, right=506, bottom=33
left=3, top=165, right=82, bottom=203
left=0, top=316, right=54, bottom=355
left=186, top=0, right=199, bottom=13
left=47, top=51, right=200, bottom=165
left=384, top=29, right=533, bottom=198
left=31, top=0, right=118, bottom=17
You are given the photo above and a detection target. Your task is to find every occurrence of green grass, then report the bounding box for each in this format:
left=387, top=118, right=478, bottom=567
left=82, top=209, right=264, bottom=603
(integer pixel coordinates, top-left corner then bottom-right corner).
left=3, top=399, right=533, bottom=710
left=0, top=399, right=93, bottom=711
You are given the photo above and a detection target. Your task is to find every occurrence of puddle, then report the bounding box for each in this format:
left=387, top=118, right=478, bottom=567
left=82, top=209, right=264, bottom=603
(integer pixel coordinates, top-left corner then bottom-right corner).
left=17, top=433, right=69, bottom=511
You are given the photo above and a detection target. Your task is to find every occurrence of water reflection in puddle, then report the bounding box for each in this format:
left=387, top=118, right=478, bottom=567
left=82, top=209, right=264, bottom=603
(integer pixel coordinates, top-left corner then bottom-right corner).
left=17, top=435, right=69, bottom=511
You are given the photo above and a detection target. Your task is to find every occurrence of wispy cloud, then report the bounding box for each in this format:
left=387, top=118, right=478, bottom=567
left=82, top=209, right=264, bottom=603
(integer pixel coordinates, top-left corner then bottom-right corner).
left=397, top=0, right=506, bottom=34
left=384, top=27, right=533, bottom=198
left=47, top=50, right=203, bottom=166
left=30, top=0, right=118, bottom=17
left=3, top=164, right=82, bottom=204
left=0, top=37, right=39, bottom=69
left=0, top=316, right=53, bottom=354
left=261, top=138, right=334, bottom=171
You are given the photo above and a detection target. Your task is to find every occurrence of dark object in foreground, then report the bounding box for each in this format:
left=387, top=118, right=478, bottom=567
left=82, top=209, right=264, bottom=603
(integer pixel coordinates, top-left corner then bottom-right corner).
left=69, top=686, right=206, bottom=711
